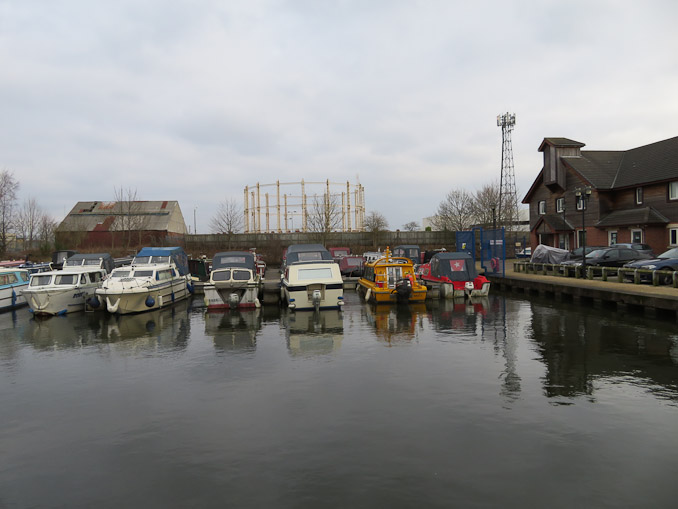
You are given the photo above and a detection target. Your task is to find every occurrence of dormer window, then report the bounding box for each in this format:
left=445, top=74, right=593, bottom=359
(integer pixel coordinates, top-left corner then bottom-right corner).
left=636, top=187, right=643, bottom=205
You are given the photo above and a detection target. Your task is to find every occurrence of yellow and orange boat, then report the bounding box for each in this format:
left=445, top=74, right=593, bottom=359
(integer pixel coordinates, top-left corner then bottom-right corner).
left=356, top=247, right=427, bottom=304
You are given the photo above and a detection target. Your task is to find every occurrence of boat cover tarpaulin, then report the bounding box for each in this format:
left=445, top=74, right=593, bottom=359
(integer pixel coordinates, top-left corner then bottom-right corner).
left=530, top=245, right=570, bottom=264
left=429, top=252, right=478, bottom=282
left=65, top=253, right=115, bottom=274
left=136, top=247, right=189, bottom=276
left=212, top=251, right=256, bottom=271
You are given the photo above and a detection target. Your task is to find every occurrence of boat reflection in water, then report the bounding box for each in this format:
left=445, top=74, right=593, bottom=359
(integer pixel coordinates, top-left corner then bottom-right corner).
left=426, top=297, right=490, bottom=334
left=283, top=309, right=344, bottom=356
left=24, top=312, right=110, bottom=350
left=98, top=298, right=191, bottom=351
left=204, top=308, right=262, bottom=353
left=362, top=302, right=429, bottom=344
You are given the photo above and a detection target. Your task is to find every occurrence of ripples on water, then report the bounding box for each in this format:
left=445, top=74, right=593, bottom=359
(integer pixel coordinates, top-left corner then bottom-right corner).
left=1, top=291, right=677, bottom=508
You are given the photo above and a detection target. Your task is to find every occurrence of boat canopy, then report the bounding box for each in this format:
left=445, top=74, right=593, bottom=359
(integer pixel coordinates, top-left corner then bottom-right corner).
left=212, top=251, right=256, bottom=271
left=135, top=247, right=189, bottom=276
left=64, top=253, right=115, bottom=273
left=429, top=252, right=479, bottom=282
left=285, top=244, right=333, bottom=264
left=393, top=245, right=421, bottom=264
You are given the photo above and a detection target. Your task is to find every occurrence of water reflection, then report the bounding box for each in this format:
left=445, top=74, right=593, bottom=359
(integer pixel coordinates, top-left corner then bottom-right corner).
left=529, top=298, right=678, bottom=402
left=22, top=299, right=192, bottom=353
left=362, top=303, right=428, bottom=344
left=426, top=297, right=489, bottom=335
left=283, top=309, right=344, bottom=356
left=204, top=308, right=262, bottom=353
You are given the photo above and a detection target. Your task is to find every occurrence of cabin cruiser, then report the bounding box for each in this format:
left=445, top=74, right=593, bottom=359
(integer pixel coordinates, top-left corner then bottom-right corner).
left=0, top=267, right=30, bottom=312
left=357, top=247, right=427, bottom=304
left=281, top=244, right=344, bottom=311
left=95, top=247, right=191, bottom=315
left=418, top=252, right=490, bottom=298
left=23, top=253, right=114, bottom=316
left=203, top=251, right=262, bottom=310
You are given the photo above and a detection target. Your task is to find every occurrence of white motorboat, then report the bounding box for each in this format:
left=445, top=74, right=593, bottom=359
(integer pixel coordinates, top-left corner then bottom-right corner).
left=281, top=245, right=344, bottom=311
left=203, top=251, right=262, bottom=310
left=95, top=247, right=192, bottom=315
left=0, top=267, right=30, bottom=312
left=23, top=253, right=114, bottom=316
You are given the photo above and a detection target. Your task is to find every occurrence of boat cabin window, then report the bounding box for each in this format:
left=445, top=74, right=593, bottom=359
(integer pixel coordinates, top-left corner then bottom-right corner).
left=233, top=270, right=251, bottom=281
left=80, top=274, right=87, bottom=284
left=30, top=275, right=52, bottom=287
left=217, top=255, right=247, bottom=265
left=345, top=258, right=362, bottom=266
left=0, top=273, right=19, bottom=286
left=212, top=270, right=231, bottom=282
left=363, top=266, right=375, bottom=282
left=133, top=270, right=154, bottom=277
left=111, top=270, right=131, bottom=278
left=297, top=267, right=334, bottom=280
left=156, top=270, right=172, bottom=281
left=298, top=252, right=323, bottom=262
left=89, top=272, right=102, bottom=283
left=387, top=266, right=403, bottom=288
left=152, top=256, right=170, bottom=264
left=133, top=256, right=151, bottom=264
left=55, top=274, right=78, bottom=285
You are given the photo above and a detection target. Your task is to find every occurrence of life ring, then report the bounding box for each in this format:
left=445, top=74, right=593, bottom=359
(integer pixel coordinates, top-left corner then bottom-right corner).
left=491, top=257, right=500, bottom=271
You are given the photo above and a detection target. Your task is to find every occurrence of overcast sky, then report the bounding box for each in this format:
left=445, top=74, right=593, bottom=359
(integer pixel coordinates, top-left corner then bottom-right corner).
left=2, top=0, right=677, bottom=233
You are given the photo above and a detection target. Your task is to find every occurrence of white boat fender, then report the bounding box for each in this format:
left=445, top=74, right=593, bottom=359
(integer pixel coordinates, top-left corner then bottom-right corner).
left=255, top=297, right=261, bottom=308
left=107, top=297, right=120, bottom=314
left=365, top=288, right=371, bottom=301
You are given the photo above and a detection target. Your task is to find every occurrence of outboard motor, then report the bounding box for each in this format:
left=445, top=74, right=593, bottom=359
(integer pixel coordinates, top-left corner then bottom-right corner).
left=395, top=278, right=412, bottom=303
left=312, top=289, right=322, bottom=311
left=228, top=292, right=240, bottom=309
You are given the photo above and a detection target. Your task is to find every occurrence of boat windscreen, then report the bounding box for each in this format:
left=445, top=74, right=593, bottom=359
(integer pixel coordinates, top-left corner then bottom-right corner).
left=233, top=270, right=252, bottom=281
left=30, top=275, right=52, bottom=286
left=297, top=267, right=334, bottom=280
left=212, top=270, right=231, bottom=282
left=111, top=270, right=131, bottom=278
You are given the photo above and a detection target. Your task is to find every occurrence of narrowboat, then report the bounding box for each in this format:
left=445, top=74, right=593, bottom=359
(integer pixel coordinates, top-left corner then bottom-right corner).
left=23, top=253, right=114, bottom=316
left=357, top=247, right=427, bottom=304
left=95, top=247, right=192, bottom=315
left=0, top=268, right=30, bottom=312
left=203, top=251, right=262, bottom=310
left=281, top=244, right=344, bottom=311
left=418, top=251, right=490, bottom=298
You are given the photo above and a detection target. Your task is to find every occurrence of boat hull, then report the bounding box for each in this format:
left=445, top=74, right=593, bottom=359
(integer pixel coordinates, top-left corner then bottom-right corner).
left=281, top=282, right=344, bottom=311
left=97, top=278, right=190, bottom=315
left=356, top=281, right=427, bottom=304
left=203, top=282, right=261, bottom=310
left=0, top=283, right=28, bottom=312
left=24, top=286, right=105, bottom=316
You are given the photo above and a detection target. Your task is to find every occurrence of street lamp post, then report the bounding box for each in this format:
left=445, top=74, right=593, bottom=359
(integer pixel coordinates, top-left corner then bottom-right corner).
left=575, top=187, right=592, bottom=277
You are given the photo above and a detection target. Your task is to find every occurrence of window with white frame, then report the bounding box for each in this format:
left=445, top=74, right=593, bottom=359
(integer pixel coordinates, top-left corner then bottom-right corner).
left=538, top=201, right=546, bottom=215
left=608, top=231, right=618, bottom=245
left=670, top=227, right=678, bottom=246
left=556, top=197, right=564, bottom=213
left=631, top=229, right=643, bottom=243
left=670, top=181, right=678, bottom=201
left=636, top=187, right=643, bottom=204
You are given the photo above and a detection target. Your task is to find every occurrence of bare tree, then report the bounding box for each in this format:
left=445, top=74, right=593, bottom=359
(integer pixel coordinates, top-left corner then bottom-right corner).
left=433, top=189, right=475, bottom=231
left=210, top=198, right=244, bottom=249
left=37, top=213, right=57, bottom=247
left=306, top=193, right=342, bottom=244
left=402, top=221, right=419, bottom=231
left=0, top=170, right=19, bottom=256
left=472, top=182, right=501, bottom=227
left=364, top=211, right=389, bottom=248
left=113, top=187, right=149, bottom=249
left=15, top=197, right=42, bottom=250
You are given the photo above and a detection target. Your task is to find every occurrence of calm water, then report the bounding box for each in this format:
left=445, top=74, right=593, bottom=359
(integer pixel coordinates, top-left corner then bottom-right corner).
left=1, top=291, right=677, bottom=508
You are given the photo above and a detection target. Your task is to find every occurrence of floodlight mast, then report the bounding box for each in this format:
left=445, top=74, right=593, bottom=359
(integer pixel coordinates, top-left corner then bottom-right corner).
left=497, top=112, right=518, bottom=229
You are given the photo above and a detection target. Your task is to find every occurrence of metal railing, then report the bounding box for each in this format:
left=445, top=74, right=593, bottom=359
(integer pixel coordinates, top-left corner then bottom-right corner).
left=512, top=261, right=678, bottom=288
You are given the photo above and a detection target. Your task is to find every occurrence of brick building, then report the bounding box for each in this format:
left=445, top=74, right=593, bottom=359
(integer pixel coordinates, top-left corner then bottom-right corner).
left=522, top=136, right=678, bottom=255
left=55, top=201, right=187, bottom=250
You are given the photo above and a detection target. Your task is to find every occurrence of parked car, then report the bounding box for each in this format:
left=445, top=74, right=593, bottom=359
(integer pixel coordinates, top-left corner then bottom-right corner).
left=612, top=243, right=654, bottom=257
left=623, top=247, right=678, bottom=284
left=561, top=247, right=652, bottom=276
left=569, top=246, right=605, bottom=260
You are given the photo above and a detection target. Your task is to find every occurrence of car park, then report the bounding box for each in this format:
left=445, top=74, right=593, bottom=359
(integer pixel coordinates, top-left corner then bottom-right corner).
left=612, top=243, right=654, bottom=257
left=560, top=247, right=652, bottom=276
left=623, top=247, right=678, bottom=284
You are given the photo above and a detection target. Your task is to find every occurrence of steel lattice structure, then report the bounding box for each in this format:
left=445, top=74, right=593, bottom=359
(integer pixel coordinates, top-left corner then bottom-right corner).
left=497, top=112, right=518, bottom=228
left=243, top=179, right=365, bottom=233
